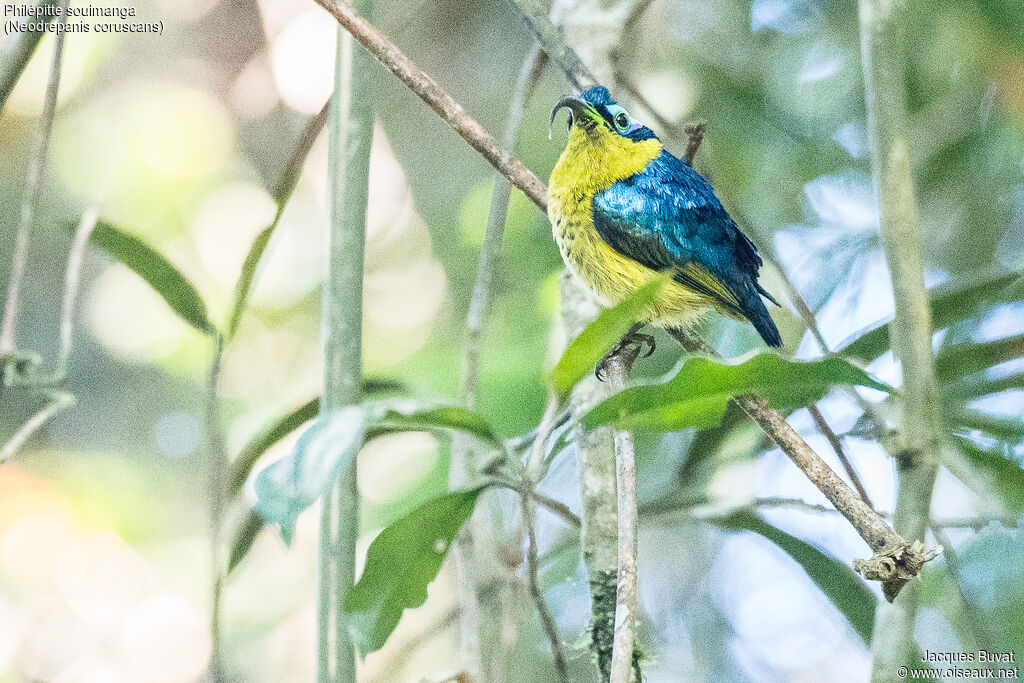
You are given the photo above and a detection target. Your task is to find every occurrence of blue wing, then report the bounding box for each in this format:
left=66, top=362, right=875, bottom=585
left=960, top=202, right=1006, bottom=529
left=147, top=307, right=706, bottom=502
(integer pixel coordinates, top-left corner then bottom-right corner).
left=592, top=150, right=782, bottom=347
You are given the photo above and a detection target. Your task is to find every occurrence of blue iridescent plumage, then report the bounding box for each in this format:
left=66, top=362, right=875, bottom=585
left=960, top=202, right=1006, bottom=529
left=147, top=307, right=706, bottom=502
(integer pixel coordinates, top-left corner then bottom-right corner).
left=592, top=150, right=782, bottom=346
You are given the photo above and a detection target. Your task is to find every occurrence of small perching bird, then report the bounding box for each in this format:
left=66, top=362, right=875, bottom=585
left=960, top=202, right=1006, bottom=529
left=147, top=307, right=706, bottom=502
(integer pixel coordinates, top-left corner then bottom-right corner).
left=548, top=85, right=782, bottom=367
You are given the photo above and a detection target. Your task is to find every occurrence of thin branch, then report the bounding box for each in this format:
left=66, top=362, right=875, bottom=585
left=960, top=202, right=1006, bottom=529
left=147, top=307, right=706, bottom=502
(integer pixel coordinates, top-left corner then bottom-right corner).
left=668, top=327, right=929, bottom=599
left=0, top=390, right=73, bottom=462
left=314, top=0, right=547, bottom=208
left=1, top=0, right=70, bottom=356
left=860, top=0, right=942, bottom=671
left=807, top=402, right=873, bottom=509
left=206, top=334, right=228, bottom=681
left=450, top=44, right=548, bottom=680
left=606, top=352, right=638, bottom=683
left=521, top=492, right=570, bottom=683
left=486, top=476, right=581, bottom=528
left=510, top=0, right=597, bottom=91
left=320, top=8, right=375, bottom=679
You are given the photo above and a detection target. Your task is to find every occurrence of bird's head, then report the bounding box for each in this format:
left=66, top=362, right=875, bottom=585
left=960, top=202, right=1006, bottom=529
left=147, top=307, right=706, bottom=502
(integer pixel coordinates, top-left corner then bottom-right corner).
left=549, top=86, right=657, bottom=143
left=548, top=86, right=661, bottom=190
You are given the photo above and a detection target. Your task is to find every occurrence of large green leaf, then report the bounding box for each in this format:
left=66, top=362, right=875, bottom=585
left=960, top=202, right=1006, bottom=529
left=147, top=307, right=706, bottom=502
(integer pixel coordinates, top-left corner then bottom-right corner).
left=254, top=406, right=369, bottom=544
left=549, top=274, right=669, bottom=402
left=345, top=487, right=485, bottom=654
left=253, top=400, right=501, bottom=543
left=949, top=435, right=1024, bottom=512
left=709, top=509, right=877, bottom=642
left=840, top=270, right=1023, bottom=361
left=71, top=221, right=216, bottom=335
left=582, top=354, right=890, bottom=432
left=229, top=398, right=320, bottom=498
left=227, top=379, right=407, bottom=498
left=371, top=402, right=504, bottom=452
left=936, top=333, right=1024, bottom=383
left=949, top=409, right=1024, bottom=444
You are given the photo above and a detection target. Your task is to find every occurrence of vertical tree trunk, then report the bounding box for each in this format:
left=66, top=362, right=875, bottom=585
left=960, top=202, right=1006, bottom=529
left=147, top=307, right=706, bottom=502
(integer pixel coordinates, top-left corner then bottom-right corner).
left=859, top=0, right=942, bottom=678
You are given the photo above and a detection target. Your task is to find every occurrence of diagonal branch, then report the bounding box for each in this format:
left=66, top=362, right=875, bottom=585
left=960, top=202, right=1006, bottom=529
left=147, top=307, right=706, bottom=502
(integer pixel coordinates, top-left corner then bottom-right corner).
left=314, top=0, right=547, bottom=208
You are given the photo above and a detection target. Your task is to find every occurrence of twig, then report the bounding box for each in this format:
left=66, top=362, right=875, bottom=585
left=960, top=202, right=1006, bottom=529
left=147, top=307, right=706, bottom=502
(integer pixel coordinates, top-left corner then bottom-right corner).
left=450, top=44, right=549, bottom=680
left=606, top=351, right=638, bottom=683
left=520, top=491, right=570, bottom=683
left=314, top=0, right=547, bottom=208
left=319, top=8, right=375, bottom=680
left=668, top=327, right=929, bottom=599
left=0, top=390, right=73, bottom=462
left=807, top=402, right=873, bottom=508
left=860, top=0, right=943, bottom=673
left=510, top=0, right=597, bottom=91
left=486, top=475, right=581, bottom=528
left=1, top=0, right=70, bottom=356
left=0, top=0, right=61, bottom=113
left=206, top=334, right=228, bottom=681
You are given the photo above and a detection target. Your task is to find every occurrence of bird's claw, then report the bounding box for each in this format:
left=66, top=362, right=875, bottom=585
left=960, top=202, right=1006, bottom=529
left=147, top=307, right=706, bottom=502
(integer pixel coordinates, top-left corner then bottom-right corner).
left=595, top=326, right=656, bottom=381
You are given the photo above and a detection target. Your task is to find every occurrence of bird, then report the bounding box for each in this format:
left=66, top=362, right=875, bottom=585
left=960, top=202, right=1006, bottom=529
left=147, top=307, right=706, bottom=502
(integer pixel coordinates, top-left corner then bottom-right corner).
left=547, top=85, right=782, bottom=373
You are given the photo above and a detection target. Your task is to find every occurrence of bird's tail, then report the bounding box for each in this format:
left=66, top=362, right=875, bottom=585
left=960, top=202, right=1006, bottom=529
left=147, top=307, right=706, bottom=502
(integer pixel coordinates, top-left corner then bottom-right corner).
left=744, top=293, right=783, bottom=348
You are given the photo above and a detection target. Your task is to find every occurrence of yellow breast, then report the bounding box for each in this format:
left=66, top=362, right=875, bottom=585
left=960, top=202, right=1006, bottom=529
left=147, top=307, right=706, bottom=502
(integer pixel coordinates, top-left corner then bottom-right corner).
left=547, top=127, right=711, bottom=328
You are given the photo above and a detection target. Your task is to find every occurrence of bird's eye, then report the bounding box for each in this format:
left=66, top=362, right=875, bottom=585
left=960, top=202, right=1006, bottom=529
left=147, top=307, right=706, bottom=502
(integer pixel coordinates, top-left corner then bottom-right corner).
left=614, top=112, right=629, bottom=130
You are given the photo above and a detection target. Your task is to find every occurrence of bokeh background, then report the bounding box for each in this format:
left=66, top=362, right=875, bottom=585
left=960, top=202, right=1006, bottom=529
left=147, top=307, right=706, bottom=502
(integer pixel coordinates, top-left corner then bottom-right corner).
left=0, top=0, right=1022, bottom=680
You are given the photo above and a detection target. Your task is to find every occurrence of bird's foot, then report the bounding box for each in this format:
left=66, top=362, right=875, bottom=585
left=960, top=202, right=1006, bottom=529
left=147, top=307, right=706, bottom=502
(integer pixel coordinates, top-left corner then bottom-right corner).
left=596, top=323, right=655, bottom=381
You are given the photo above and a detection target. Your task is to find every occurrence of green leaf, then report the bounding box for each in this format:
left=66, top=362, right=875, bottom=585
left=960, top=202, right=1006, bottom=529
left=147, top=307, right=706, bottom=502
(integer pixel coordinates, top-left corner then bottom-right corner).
left=372, top=402, right=504, bottom=452
left=0, top=0, right=60, bottom=111
left=949, top=435, right=1024, bottom=512
left=254, top=406, right=369, bottom=544
left=583, top=354, right=890, bottom=432
left=709, top=509, right=877, bottom=642
left=549, top=274, right=669, bottom=402
left=224, top=105, right=327, bottom=340
left=840, top=270, right=1023, bottom=361
left=945, top=371, right=1024, bottom=401
left=227, top=508, right=265, bottom=574
left=71, top=220, right=216, bottom=335
left=225, top=222, right=277, bottom=341
left=949, top=409, right=1024, bottom=444
left=227, top=379, right=408, bottom=498
left=345, top=487, right=485, bottom=654
left=229, top=398, right=320, bottom=498
left=250, top=399, right=500, bottom=544
left=935, top=333, right=1024, bottom=383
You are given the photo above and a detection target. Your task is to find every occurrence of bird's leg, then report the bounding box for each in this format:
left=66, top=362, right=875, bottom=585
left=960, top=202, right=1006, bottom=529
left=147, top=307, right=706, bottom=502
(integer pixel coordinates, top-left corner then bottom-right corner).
left=595, top=322, right=656, bottom=381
